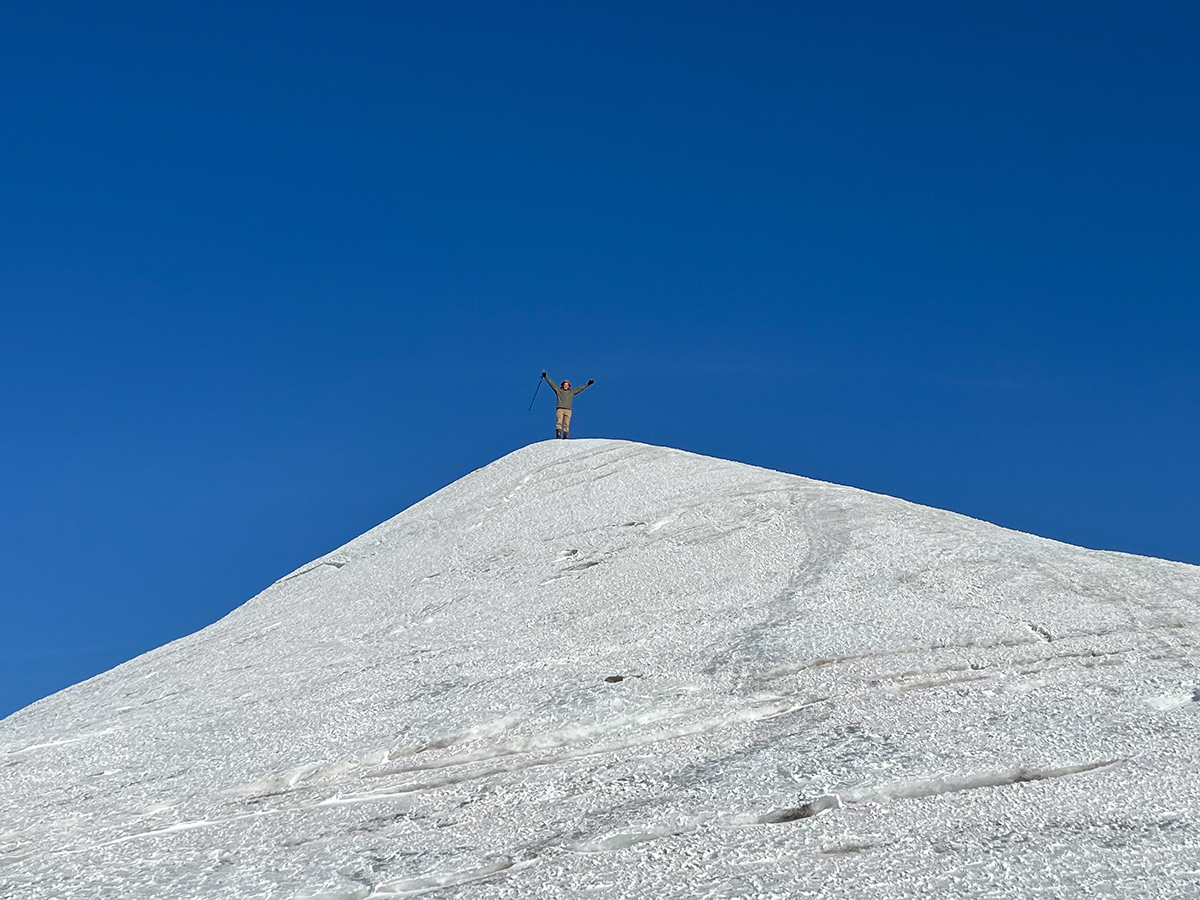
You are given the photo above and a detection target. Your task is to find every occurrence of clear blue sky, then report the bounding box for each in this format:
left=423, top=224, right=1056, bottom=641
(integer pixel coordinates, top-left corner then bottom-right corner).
left=2, top=1, right=1197, bottom=717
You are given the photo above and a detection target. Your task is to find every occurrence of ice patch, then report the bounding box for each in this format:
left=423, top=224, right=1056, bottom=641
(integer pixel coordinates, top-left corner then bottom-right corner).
left=1, top=728, right=116, bottom=758
left=647, top=514, right=677, bottom=533
left=571, top=824, right=695, bottom=853
left=294, top=884, right=371, bottom=900
left=370, top=856, right=515, bottom=896
left=1145, top=690, right=1200, bottom=711
left=844, top=759, right=1123, bottom=805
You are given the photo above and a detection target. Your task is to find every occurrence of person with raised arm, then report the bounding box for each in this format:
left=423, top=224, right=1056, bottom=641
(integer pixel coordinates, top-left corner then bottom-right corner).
left=541, top=371, right=594, bottom=439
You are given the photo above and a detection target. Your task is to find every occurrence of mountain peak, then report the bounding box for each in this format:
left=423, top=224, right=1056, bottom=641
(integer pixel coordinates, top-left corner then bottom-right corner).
left=3, top=440, right=1197, bottom=898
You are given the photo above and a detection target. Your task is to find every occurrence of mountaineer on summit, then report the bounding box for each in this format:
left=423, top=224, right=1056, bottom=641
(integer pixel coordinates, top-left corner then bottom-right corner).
left=542, top=371, right=594, bottom=439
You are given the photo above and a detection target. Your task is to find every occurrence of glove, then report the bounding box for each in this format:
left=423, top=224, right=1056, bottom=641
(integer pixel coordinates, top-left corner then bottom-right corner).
left=588, top=379, right=594, bottom=385
left=542, top=370, right=547, bottom=376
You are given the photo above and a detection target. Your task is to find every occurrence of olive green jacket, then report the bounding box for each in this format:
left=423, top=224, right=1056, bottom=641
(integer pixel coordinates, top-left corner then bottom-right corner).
left=543, top=373, right=591, bottom=410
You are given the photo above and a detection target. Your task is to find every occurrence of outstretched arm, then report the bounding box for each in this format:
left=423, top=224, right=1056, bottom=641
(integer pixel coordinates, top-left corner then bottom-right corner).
left=573, top=379, right=595, bottom=395
left=542, top=371, right=555, bottom=389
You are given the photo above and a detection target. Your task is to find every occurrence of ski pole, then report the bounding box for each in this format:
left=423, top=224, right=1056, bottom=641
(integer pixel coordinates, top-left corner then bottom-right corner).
left=528, top=373, right=543, bottom=410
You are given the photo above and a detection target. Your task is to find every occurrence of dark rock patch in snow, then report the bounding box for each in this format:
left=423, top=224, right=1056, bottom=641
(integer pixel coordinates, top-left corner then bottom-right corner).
left=754, top=794, right=842, bottom=824
left=1029, top=622, right=1054, bottom=642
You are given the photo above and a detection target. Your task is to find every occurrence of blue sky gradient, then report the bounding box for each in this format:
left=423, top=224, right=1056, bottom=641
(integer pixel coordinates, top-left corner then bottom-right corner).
left=2, top=1, right=1198, bottom=716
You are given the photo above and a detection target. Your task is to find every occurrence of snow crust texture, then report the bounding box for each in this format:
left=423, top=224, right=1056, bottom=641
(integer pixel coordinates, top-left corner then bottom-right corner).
left=2, top=439, right=1200, bottom=899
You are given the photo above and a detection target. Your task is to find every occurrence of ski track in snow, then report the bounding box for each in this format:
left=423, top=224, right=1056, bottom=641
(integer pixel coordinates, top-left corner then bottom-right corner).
left=3, top=439, right=1200, bottom=899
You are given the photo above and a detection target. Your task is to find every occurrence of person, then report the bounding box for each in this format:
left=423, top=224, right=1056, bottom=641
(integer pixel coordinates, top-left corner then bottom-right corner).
left=542, top=371, right=594, bottom=439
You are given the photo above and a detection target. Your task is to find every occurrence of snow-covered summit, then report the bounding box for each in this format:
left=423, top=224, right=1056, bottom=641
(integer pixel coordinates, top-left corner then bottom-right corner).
left=2, top=439, right=1199, bottom=898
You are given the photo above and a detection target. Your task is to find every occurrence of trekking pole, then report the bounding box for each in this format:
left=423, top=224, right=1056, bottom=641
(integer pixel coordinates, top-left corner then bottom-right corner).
left=528, top=372, right=543, bottom=410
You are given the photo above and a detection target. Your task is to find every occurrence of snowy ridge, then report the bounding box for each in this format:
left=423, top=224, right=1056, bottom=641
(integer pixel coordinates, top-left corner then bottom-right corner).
left=2, top=439, right=1199, bottom=898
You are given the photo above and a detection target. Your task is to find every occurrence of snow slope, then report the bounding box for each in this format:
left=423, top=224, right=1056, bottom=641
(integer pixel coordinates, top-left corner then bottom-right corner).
left=2, top=439, right=1199, bottom=899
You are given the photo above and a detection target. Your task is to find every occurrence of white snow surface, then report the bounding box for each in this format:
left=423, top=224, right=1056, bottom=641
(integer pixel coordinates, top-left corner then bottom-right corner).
left=3, top=439, right=1200, bottom=899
